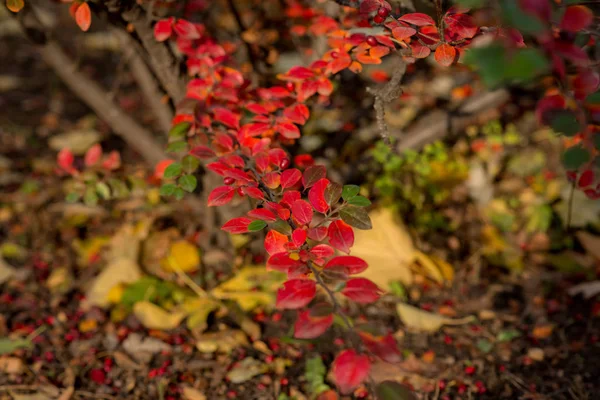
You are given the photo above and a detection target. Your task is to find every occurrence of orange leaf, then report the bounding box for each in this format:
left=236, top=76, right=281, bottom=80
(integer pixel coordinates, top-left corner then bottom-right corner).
left=75, top=2, right=92, bottom=32
left=6, top=0, right=24, bottom=13
left=434, top=43, right=456, bottom=67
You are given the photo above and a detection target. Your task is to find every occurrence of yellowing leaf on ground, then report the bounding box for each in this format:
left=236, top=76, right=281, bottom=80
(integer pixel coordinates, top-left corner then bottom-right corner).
left=72, top=236, right=109, bottom=267
left=196, top=329, right=248, bottom=354
left=162, top=240, right=200, bottom=273
left=182, top=387, right=207, bottom=400
left=181, top=297, right=222, bottom=331
left=396, top=303, right=474, bottom=332
left=86, top=258, right=141, bottom=307
left=133, top=301, right=185, bottom=330
left=352, top=208, right=454, bottom=288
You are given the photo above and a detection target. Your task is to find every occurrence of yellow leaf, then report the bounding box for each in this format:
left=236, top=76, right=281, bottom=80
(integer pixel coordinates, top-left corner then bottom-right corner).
left=107, top=283, right=125, bottom=304
left=213, top=291, right=275, bottom=312
left=72, top=236, right=109, bottom=267
left=182, top=387, right=207, bottom=400
left=412, top=251, right=445, bottom=284
left=396, top=302, right=474, bottom=332
left=132, top=301, right=185, bottom=330
left=430, top=255, right=454, bottom=282
left=181, top=297, right=221, bottom=331
left=352, top=208, right=416, bottom=287
left=162, top=240, right=200, bottom=273
left=78, top=319, right=98, bottom=333
left=211, top=266, right=284, bottom=311
left=87, top=258, right=141, bottom=307
left=195, top=330, right=248, bottom=354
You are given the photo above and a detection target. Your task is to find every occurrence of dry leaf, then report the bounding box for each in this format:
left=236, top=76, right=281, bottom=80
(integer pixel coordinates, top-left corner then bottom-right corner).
left=396, top=303, right=475, bottom=332
left=162, top=240, right=200, bottom=273
left=226, top=357, right=268, bottom=383
left=182, top=386, right=207, bottom=400
left=86, top=258, right=141, bottom=307
left=576, top=232, right=600, bottom=260
left=181, top=297, right=221, bottom=331
left=133, top=301, right=185, bottom=330
left=0, top=257, right=16, bottom=285
left=196, top=330, right=248, bottom=354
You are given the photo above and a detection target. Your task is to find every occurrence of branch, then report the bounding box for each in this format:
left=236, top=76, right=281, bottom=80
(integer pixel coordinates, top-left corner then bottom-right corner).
left=121, top=6, right=187, bottom=103
left=112, top=27, right=173, bottom=133
left=12, top=3, right=167, bottom=166
left=366, top=60, right=407, bottom=148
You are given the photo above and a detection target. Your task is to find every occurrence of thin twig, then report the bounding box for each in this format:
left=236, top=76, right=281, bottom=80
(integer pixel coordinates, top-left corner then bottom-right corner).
left=366, top=59, right=407, bottom=148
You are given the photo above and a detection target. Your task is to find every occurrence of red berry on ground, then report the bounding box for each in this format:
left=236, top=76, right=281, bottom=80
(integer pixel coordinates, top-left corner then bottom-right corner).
left=90, top=368, right=106, bottom=384
left=464, top=365, right=476, bottom=375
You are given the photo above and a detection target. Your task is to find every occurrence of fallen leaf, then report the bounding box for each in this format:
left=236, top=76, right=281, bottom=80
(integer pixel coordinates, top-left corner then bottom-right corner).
left=396, top=303, right=475, bottom=332
left=196, top=330, right=248, bottom=354
left=527, top=347, right=544, bottom=362
left=226, top=357, right=268, bottom=383
left=568, top=281, right=600, bottom=299
left=122, top=333, right=171, bottom=362
left=46, top=267, right=73, bottom=294
left=0, top=356, right=24, bottom=373
left=181, top=297, right=221, bottom=331
left=162, top=240, right=201, bottom=273
left=48, top=129, right=100, bottom=154
left=532, top=325, right=554, bottom=339
left=86, top=258, right=142, bottom=307
left=133, top=301, right=186, bottom=330
left=0, top=257, right=16, bottom=285
left=113, top=351, right=142, bottom=370
left=182, top=386, right=207, bottom=400
left=576, top=232, right=600, bottom=260
left=0, top=338, right=32, bottom=355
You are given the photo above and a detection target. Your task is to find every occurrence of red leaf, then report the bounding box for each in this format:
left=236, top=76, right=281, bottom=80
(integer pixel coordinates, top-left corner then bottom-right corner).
left=276, top=122, right=301, bottom=139
left=444, top=13, right=478, bottom=40
left=292, top=228, right=307, bottom=247
left=75, top=2, right=92, bottom=32
left=392, top=26, right=417, bottom=41
left=292, top=200, right=313, bottom=226
left=310, top=244, right=335, bottom=260
left=308, top=178, right=330, bottom=213
left=281, top=190, right=302, bottom=209
left=398, top=13, right=435, bottom=26
left=267, top=252, right=305, bottom=272
left=280, top=168, right=302, bottom=189
left=284, top=103, right=310, bottom=125
left=294, top=310, right=334, bottom=339
left=154, top=18, right=174, bottom=41
left=189, top=145, right=216, bottom=159
left=242, top=186, right=265, bottom=200
left=173, top=19, right=201, bottom=40
left=308, top=226, right=328, bottom=241
left=84, top=144, right=102, bottom=167
left=265, top=231, right=289, bottom=256
left=341, top=278, right=382, bottom=304
left=302, top=165, right=327, bottom=188
left=276, top=279, right=316, bottom=309
left=358, top=331, right=401, bottom=363
left=154, top=159, right=174, bottom=179
left=221, top=217, right=252, bottom=234
left=208, top=186, right=236, bottom=206
left=328, top=220, right=354, bottom=254
left=213, top=107, right=240, bottom=129
left=560, top=6, right=593, bottom=33
left=519, top=0, right=551, bottom=21
left=248, top=208, right=277, bottom=222
left=332, top=350, right=371, bottom=394
left=101, top=151, right=121, bottom=170
left=263, top=172, right=281, bottom=189
left=326, top=256, right=368, bottom=275
left=57, top=148, right=74, bottom=172
left=411, top=43, right=431, bottom=59
left=434, top=44, right=456, bottom=67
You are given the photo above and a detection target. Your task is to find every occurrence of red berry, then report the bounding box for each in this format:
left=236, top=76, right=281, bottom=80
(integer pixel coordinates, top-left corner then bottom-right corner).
left=224, top=177, right=235, bottom=185
left=279, top=158, right=290, bottom=169
left=464, top=365, right=476, bottom=375
left=377, top=7, right=390, bottom=18
left=373, top=15, right=384, bottom=24
left=437, top=380, right=446, bottom=390
left=366, top=35, right=378, bottom=46
left=286, top=82, right=295, bottom=92
left=89, top=368, right=106, bottom=384
left=44, top=351, right=54, bottom=362
left=280, top=378, right=289, bottom=386
left=103, top=357, right=113, bottom=372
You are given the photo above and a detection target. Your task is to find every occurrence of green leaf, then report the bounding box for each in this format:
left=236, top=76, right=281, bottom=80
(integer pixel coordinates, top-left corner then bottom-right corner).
left=497, top=329, right=521, bottom=342
left=96, top=182, right=111, bottom=200
left=476, top=338, right=494, bottom=353
left=375, top=381, right=417, bottom=400
left=248, top=220, right=267, bottom=232
left=163, top=162, right=183, bottom=179
left=179, top=175, right=198, bottom=193
left=455, top=0, right=484, bottom=6
left=167, top=141, right=188, bottom=153
left=168, top=122, right=191, bottom=139
left=182, top=155, right=200, bottom=174
left=339, top=205, right=372, bottom=230
left=160, top=183, right=177, bottom=196
left=108, top=179, right=129, bottom=199
left=389, top=281, right=407, bottom=301
left=324, top=182, right=342, bottom=206
left=463, top=45, right=507, bottom=88
left=500, top=0, right=545, bottom=35
left=0, top=338, right=32, bottom=355
left=562, top=145, right=590, bottom=170
left=594, top=135, right=600, bottom=151
left=347, top=196, right=371, bottom=207
left=586, top=91, right=600, bottom=105
left=65, top=192, right=81, bottom=203
left=342, top=184, right=360, bottom=200
left=550, top=110, right=581, bottom=137
left=84, top=187, right=98, bottom=206
left=305, top=356, right=330, bottom=396
left=504, top=48, right=549, bottom=82
left=173, top=187, right=185, bottom=200
left=271, top=220, right=292, bottom=235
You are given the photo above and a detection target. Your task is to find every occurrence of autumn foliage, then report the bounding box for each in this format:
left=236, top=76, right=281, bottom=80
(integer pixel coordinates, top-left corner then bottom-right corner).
left=36, top=0, right=600, bottom=395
